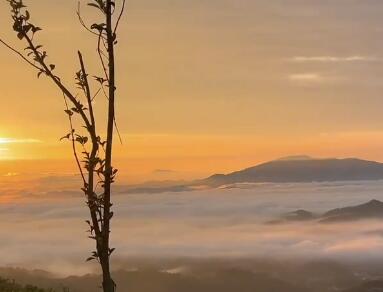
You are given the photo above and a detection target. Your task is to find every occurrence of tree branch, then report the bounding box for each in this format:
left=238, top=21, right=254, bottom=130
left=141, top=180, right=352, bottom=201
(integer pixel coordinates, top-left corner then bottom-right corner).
left=98, top=33, right=109, bottom=82
left=77, top=2, right=99, bottom=37
left=22, top=33, right=94, bottom=133
left=62, top=93, right=86, bottom=185
left=78, top=51, right=96, bottom=132
left=0, top=38, right=42, bottom=71
left=114, top=0, right=127, bottom=35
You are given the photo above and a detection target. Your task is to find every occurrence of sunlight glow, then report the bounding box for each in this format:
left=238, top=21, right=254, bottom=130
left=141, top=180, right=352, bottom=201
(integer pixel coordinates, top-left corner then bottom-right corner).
left=0, top=138, right=41, bottom=144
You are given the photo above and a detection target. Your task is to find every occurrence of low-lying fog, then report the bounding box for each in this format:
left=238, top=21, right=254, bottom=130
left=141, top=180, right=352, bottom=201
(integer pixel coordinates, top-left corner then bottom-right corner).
left=1, top=176, right=383, bottom=277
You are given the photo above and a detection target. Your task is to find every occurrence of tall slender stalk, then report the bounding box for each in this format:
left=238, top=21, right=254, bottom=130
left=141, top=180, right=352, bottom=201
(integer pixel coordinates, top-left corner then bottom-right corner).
left=0, top=1, right=126, bottom=291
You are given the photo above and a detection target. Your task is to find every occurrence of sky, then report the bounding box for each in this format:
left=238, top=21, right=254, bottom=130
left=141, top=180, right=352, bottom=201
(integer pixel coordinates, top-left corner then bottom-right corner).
left=2, top=0, right=383, bottom=181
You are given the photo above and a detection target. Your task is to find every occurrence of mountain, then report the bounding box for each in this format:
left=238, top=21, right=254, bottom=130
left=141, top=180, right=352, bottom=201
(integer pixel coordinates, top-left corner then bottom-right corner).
left=267, top=209, right=316, bottom=224
left=201, top=157, right=383, bottom=187
left=272, top=200, right=383, bottom=224
left=283, top=209, right=316, bottom=221
left=320, top=199, right=383, bottom=223
left=123, top=157, right=383, bottom=194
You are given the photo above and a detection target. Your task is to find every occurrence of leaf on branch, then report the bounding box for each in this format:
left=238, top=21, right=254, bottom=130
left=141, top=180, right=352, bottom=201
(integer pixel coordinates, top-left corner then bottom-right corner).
left=90, top=23, right=106, bottom=32
left=23, top=24, right=32, bottom=34
left=93, top=76, right=107, bottom=84
left=60, top=133, right=71, bottom=141
left=75, top=135, right=88, bottom=145
left=64, top=109, right=73, bottom=116
left=87, top=3, right=99, bottom=9
left=31, top=26, right=42, bottom=34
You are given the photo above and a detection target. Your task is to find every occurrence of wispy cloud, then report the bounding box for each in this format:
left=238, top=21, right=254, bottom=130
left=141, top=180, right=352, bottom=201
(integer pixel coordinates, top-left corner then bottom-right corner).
left=0, top=138, right=42, bottom=144
left=289, top=56, right=380, bottom=63
left=288, top=73, right=323, bottom=82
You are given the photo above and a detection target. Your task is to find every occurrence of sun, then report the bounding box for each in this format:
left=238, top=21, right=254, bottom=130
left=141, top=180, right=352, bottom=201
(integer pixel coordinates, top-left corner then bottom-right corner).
left=0, top=138, right=13, bottom=145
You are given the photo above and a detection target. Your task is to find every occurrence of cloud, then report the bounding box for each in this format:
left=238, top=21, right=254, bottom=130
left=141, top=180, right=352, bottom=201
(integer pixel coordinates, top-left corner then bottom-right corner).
left=288, top=73, right=323, bottom=82
left=2, top=177, right=383, bottom=275
left=289, top=56, right=380, bottom=63
left=0, top=138, right=42, bottom=144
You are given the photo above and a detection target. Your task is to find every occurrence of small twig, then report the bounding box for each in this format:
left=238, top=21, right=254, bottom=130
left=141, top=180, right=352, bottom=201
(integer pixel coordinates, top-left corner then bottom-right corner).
left=101, top=38, right=109, bottom=55
left=62, top=93, right=87, bottom=185
left=77, top=2, right=99, bottom=37
left=23, top=33, right=94, bottom=132
left=114, top=114, right=123, bottom=145
left=78, top=51, right=96, bottom=132
left=100, top=85, right=123, bottom=145
left=92, top=87, right=102, bottom=101
left=114, top=0, right=127, bottom=35
left=101, top=85, right=109, bottom=100
left=98, top=33, right=109, bottom=81
left=0, top=38, right=42, bottom=71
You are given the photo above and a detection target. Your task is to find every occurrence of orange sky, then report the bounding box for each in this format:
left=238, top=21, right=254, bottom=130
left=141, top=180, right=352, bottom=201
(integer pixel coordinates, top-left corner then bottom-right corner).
left=1, top=0, right=383, bottom=182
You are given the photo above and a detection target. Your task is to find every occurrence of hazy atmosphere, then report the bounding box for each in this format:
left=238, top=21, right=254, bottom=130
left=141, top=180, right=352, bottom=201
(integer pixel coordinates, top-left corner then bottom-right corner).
left=2, top=0, right=383, bottom=178
left=1, top=0, right=383, bottom=291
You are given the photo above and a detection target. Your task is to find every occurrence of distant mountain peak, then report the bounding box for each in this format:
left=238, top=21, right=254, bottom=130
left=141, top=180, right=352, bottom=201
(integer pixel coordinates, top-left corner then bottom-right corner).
left=128, top=157, right=383, bottom=194
left=201, top=157, right=383, bottom=187
left=271, top=199, right=383, bottom=224
left=321, top=199, right=383, bottom=223
left=366, top=199, right=383, bottom=205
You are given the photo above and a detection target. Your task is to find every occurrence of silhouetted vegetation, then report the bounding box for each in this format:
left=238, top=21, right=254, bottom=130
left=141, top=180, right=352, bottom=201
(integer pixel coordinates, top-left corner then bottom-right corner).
left=0, top=277, right=54, bottom=292
left=0, top=260, right=375, bottom=292
left=0, top=1, right=126, bottom=291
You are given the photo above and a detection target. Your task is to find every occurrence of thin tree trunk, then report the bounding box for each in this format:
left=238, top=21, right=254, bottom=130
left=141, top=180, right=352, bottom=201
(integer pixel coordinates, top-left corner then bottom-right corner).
left=101, top=0, right=116, bottom=291
left=0, top=1, right=126, bottom=291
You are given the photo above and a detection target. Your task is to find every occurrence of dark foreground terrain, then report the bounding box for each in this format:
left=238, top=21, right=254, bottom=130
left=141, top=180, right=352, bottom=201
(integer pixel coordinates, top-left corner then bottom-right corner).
left=2, top=259, right=383, bottom=292
left=0, top=277, right=51, bottom=291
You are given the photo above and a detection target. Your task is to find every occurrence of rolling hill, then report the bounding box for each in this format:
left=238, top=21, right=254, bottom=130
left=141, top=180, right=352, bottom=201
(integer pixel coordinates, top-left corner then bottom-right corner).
left=201, top=157, right=383, bottom=187
left=124, top=156, right=383, bottom=193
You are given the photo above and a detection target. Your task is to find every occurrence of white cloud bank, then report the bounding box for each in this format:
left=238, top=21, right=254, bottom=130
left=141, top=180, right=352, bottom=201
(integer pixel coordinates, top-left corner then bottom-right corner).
left=1, top=179, right=383, bottom=275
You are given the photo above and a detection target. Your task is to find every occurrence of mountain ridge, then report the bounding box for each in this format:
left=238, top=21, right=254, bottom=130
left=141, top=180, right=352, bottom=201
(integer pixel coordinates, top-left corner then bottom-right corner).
left=270, top=200, right=383, bottom=224
left=125, top=157, right=383, bottom=193
left=200, top=157, right=383, bottom=187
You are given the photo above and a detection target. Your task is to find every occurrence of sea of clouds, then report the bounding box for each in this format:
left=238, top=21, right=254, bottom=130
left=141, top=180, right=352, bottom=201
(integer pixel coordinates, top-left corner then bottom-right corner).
left=1, top=177, right=383, bottom=276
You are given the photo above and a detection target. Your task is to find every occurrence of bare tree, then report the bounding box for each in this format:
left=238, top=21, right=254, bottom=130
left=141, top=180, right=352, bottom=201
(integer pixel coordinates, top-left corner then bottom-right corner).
left=0, top=1, right=126, bottom=291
